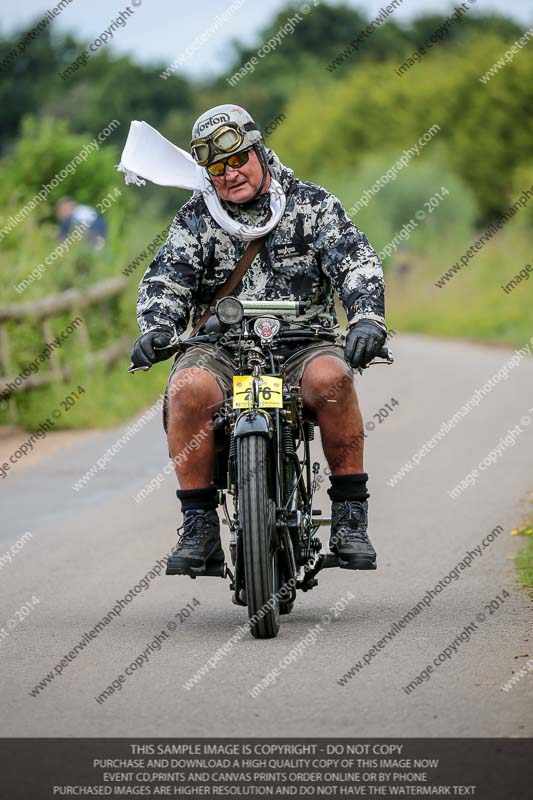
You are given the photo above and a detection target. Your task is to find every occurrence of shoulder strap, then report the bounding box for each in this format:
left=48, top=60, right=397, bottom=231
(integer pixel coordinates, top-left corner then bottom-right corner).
left=188, top=234, right=268, bottom=338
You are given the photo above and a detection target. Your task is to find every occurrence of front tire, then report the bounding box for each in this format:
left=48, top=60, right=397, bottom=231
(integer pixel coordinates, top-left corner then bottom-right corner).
left=238, top=433, right=280, bottom=639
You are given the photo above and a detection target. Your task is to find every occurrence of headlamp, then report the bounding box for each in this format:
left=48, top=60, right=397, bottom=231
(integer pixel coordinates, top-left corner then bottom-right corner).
left=215, top=297, right=244, bottom=326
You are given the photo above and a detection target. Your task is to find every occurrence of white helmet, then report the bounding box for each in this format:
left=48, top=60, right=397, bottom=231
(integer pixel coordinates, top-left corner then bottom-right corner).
left=191, top=104, right=262, bottom=167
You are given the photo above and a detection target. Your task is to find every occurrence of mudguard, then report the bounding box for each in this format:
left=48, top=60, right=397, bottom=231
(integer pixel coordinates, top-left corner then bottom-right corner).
left=233, top=409, right=273, bottom=439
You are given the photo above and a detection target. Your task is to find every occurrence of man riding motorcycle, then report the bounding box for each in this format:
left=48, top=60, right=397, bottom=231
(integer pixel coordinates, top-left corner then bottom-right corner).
left=129, top=104, right=387, bottom=575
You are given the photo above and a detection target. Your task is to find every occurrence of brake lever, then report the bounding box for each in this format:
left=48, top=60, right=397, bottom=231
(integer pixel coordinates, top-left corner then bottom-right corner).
left=374, top=346, right=394, bottom=365
left=128, top=363, right=150, bottom=374
left=128, top=333, right=183, bottom=374
left=359, top=348, right=394, bottom=369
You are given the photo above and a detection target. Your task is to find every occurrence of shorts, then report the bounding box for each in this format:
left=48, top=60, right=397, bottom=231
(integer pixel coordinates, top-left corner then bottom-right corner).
left=162, top=341, right=350, bottom=431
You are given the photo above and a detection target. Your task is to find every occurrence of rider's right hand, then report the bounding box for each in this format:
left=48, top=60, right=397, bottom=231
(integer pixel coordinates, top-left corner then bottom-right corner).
left=130, top=328, right=179, bottom=370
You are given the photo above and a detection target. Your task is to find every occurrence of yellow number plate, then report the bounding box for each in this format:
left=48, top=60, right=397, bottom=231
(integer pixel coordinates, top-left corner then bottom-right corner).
left=232, top=375, right=283, bottom=409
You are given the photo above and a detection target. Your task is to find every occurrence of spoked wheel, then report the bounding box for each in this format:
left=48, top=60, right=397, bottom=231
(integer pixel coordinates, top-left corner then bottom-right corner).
left=238, top=434, right=280, bottom=639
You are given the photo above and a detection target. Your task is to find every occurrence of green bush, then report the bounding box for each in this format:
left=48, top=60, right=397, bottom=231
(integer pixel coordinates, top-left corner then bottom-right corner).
left=387, top=222, right=533, bottom=347
left=0, top=115, right=126, bottom=224
left=0, top=115, right=177, bottom=429
left=271, top=34, right=533, bottom=223
left=322, top=153, right=478, bottom=265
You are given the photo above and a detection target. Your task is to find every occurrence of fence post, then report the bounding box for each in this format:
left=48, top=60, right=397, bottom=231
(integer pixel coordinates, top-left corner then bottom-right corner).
left=72, top=308, right=91, bottom=352
left=41, top=318, right=64, bottom=382
left=0, top=322, right=18, bottom=422
left=0, top=278, right=128, bottom=403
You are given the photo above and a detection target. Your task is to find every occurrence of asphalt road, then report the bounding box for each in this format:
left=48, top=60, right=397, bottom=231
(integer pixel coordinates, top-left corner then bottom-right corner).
left=1, top=333, right=532, bottom=737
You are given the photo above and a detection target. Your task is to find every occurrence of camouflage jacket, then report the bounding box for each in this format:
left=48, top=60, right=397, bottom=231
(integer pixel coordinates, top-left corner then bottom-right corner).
left=136, top=149, right=386, bottom=335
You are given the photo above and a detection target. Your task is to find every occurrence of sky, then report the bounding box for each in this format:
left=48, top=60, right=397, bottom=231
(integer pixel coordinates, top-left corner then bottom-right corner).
left=2, top=0, right=532, bottom=78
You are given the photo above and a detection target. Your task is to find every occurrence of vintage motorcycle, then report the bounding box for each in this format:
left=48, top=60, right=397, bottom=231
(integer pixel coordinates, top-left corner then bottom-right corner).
left=149, top=298, right=392, bottom=639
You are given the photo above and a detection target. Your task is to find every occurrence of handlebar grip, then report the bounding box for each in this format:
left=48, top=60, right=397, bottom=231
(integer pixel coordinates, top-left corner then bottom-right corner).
left=129, top=333, right=183, bottom=374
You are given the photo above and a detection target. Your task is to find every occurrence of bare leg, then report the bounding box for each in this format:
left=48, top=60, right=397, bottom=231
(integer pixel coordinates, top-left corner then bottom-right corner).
left=166, top=368, right=223, bottom=489
left=301, top=355, right=375, bottom=567
left=300, top=356, right=364, bottom=474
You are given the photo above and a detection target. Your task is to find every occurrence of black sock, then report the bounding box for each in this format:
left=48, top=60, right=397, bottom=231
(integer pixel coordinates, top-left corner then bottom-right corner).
left=176, top=486, right=218, bottom=512
left=328, top=473, right=369, bottom=502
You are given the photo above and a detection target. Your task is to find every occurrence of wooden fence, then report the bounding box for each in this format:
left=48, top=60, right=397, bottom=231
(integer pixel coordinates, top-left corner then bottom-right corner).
left=0, top=278, right=129, bottom=405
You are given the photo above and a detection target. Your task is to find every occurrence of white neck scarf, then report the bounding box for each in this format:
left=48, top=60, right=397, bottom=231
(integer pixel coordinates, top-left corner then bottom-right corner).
left=116, top=121, right=286, bottom=241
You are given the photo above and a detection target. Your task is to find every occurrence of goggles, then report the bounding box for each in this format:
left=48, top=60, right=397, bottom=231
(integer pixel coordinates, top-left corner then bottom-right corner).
left=191, top=122, right=257, bottom=167
left=206, top=149, right=252, bottom=177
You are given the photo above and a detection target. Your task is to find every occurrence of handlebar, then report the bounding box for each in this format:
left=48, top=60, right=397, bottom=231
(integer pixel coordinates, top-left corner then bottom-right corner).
left=129, top=325, right=393, bottom=373
left=179, top=330, right=393, bottom=364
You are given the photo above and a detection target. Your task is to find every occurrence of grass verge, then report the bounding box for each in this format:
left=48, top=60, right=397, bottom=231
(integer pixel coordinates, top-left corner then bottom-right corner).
left=512, top=500, right=533, bottom=596
left=3, top=360, right=168, bottom=431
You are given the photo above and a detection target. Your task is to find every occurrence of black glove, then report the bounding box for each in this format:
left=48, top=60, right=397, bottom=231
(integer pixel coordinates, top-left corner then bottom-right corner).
left=130, top=328, right=179, bottom=371
left=344, top=320, right=386, bottom=369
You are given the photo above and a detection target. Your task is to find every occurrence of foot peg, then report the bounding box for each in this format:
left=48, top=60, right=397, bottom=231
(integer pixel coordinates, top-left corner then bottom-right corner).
left=321, top=553, right=340, bottom=569
left=337, top=556, right=377, bottom=570
left=166, top=557, right=228, bottom=579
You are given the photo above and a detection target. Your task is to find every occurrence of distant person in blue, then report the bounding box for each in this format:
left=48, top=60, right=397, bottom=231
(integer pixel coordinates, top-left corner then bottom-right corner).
left=56, top=197, right=107, bottom=250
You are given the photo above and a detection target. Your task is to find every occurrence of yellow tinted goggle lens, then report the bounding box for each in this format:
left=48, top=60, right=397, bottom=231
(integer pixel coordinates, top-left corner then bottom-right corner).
left=207, top=150, right=250, bottom=176
left=212, top=127, right=241, bottom=152
left=191, top=142, right=210, bottom=164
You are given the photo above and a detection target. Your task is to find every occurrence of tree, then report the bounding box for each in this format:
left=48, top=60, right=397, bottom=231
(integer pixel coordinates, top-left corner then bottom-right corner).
left=0, top=20, right=193, bottom=154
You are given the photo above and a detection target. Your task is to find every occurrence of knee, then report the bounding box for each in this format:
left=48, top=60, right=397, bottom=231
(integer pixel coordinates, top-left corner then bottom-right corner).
left=167, top=368, right=222, bottom=413
left=302, top=356, right=353, bottom=409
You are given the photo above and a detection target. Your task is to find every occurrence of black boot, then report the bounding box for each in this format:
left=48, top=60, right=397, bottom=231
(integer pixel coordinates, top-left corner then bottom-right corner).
left=329, top=499, right=376, bottom=569
left=166, top=509, right=224, bottom=575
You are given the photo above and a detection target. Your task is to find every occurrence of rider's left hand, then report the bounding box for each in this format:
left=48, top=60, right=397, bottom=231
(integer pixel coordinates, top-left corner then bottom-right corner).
left=344, top=320, right=386, bottom=369
left=129, top=327, right=180, bottom=371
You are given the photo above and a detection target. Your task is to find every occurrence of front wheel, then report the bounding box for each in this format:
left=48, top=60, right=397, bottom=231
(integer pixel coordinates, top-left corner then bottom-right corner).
left=238, top=433, right=280, bottom=639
